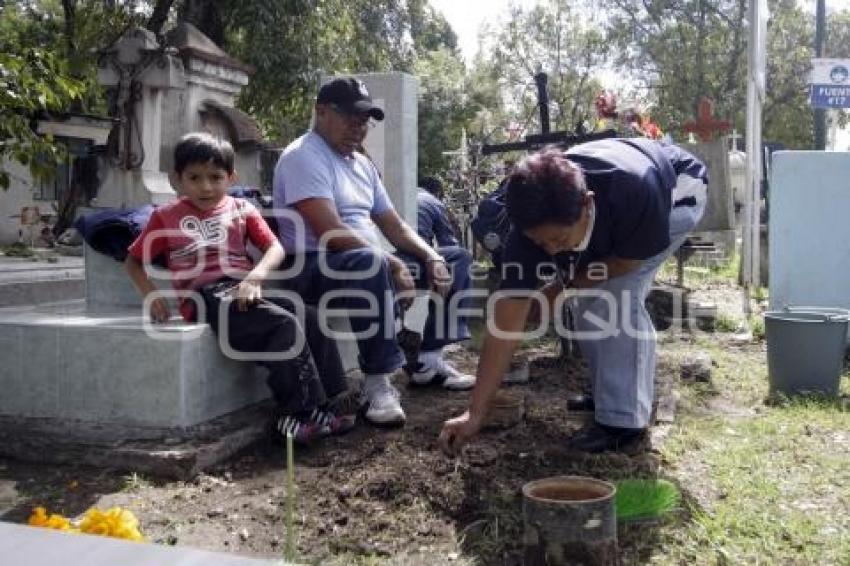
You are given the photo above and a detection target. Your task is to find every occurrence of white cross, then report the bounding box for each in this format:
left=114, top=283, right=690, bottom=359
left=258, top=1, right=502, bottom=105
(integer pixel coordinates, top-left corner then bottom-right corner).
left=729, top=129, right=743, bottom=151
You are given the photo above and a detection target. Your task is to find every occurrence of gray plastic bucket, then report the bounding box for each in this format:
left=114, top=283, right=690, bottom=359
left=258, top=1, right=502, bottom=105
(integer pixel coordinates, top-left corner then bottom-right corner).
left=781, top=306, right=850, bottom=345
left=764, top=310, right=849, bottom=397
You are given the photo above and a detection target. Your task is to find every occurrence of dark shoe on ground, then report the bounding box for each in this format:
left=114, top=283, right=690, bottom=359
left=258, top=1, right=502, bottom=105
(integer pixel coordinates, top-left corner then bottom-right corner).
left=396, top=328, right=423, bottom=367
left=566, top=421, right=646, bottom=453
left=566, top=393, right=595, bottom=412
left=327, top=388, right=364, bottom=417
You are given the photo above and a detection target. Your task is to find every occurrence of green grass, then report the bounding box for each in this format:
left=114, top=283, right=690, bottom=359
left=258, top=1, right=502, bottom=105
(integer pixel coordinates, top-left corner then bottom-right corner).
left=658, top=404, right=850, bottom=564
left=713, top=313, right=741, bottom=333
left=653, top=332, right=850, bottom=565
left=749, top=315, right=765, bottom=340
left=615, top=479, right=681, bottom=522
left=656, top=252, right=740, bottom=288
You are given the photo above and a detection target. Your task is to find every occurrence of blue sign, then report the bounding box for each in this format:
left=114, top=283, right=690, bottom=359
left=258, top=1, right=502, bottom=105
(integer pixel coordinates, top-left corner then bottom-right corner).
left=810, top=59, right=850, bottom=108
left=810, top=84, right=850, bottom=108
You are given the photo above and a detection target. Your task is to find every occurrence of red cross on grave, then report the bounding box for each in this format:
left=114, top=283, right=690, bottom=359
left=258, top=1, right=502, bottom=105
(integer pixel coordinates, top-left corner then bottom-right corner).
left=683, top=97, right=731, bottom=142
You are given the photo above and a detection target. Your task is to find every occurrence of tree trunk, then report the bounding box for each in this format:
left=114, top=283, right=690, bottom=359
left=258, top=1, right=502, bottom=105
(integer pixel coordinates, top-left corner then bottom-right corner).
left=177, top=0, right=225, bottom=46
left=147, top=0, right=177, bottom=36
left=61, top=0, right=76, bottom=56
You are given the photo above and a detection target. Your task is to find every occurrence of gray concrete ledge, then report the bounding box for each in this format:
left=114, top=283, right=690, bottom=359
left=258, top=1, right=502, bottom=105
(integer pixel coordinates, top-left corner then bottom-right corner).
left=0, top=402, right=274, bottom=479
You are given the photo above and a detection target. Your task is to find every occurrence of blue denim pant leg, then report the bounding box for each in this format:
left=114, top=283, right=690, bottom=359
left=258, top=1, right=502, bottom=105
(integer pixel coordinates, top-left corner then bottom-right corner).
left=279, top=249, right=405, bottom=376
left=570, top=201, right=706, bottom=428
left=398, top=245, right=473, bottom=352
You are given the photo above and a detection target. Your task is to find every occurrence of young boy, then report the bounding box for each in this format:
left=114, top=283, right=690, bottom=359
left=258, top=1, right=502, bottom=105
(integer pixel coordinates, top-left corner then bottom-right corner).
left=126, top=132, right=354, bottom=445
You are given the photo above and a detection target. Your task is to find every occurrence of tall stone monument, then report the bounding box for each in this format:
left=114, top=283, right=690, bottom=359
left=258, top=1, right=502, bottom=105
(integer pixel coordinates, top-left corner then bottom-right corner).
left=681, top=98, right=736, bottom=255
left=354, top=72, right=418, bottom=225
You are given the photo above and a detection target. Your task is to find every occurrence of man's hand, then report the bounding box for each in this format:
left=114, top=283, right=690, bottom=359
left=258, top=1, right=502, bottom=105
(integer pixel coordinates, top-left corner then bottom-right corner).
left=439, top=409, right=484, bottom=457
left=233, top=279, right=263, bottom=311
left=426, top=258, right=452, bottom=297
left=147, top=297, right=171, bottom=324
left=389, top=257, right=415, bottom=309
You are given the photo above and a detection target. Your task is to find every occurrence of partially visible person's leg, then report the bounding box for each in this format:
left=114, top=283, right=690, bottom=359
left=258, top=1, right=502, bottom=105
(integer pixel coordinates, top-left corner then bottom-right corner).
left=398, top=245, right=476, bottom=390
left=568, top=198, right=706, bottom=451
left=278, top=250, right=406, bottom=425
left=201, top=283, right=353, bottom=444
left=279, top=251, right=405, bottom=376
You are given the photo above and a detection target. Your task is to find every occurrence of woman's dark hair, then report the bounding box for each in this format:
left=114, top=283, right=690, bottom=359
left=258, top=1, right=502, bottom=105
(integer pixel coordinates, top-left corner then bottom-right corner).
left=504, top=147, right=586, bottom=230
left=173, top=132, right=235, bottom=175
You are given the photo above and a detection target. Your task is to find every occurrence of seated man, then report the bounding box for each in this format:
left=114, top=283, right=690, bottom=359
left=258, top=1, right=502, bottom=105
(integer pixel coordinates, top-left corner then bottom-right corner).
left=272, top=77, right=475, bottom=427
left=416, top=176, right=460, bottom=247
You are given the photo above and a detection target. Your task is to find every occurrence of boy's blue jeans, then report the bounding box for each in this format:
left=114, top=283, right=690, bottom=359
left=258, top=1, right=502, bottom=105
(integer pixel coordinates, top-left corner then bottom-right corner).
left=275, top=246, right=473, bottom=376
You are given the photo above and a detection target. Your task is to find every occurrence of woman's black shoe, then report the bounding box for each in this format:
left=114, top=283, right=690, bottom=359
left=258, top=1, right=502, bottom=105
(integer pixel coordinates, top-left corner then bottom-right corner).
left=566, top=421, right=646, bottom=453
left=566, top=393, right=595, bottom=412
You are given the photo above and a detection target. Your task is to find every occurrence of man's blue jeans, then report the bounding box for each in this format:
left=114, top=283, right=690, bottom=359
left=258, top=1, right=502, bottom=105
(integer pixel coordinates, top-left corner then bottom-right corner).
left=275, top=246, right=472, bottom=375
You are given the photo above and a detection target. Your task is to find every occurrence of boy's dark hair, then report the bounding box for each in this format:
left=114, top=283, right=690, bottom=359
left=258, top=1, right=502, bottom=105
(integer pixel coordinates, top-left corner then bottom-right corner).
left=173, top=132, right=235, bottom=175
left=419, top=176, right=443, bottom=197
left=505, top=147, right=586, bottom=230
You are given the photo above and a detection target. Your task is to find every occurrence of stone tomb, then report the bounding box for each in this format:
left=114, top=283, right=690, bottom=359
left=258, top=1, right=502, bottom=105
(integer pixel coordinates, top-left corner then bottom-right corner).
left=0, top=26, right=272, bottom=478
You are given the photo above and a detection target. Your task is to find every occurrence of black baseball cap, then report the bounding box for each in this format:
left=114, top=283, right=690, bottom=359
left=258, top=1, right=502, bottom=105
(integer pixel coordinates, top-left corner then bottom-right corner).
left=317, top=77, right=385, bottom=121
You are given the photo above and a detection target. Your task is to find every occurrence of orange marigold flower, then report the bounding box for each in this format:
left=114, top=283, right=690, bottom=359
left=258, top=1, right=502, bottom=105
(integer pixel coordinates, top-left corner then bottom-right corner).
left=27, top=507, right=76, bottom=532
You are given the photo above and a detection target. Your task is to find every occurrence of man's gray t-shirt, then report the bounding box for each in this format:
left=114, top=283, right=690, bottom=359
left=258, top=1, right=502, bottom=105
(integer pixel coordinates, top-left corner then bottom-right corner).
left=272, top=131, right=394, bottom=252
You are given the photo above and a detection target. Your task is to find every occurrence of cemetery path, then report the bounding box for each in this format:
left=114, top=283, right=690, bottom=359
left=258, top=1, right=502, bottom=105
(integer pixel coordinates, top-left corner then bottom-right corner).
left=1, top=281, right=848, bottom=564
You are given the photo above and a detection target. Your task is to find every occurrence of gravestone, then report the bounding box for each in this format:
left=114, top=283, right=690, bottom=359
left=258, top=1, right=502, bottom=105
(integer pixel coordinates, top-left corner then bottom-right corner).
left=353, top=72, right=419, bottom=225
left=682, top=138, right=736, bottom=256
left=769, top=151, right=850, bottom=311
left=679, top=99, right=736, bottom=259
left=317, top=73, right=421, bottom=366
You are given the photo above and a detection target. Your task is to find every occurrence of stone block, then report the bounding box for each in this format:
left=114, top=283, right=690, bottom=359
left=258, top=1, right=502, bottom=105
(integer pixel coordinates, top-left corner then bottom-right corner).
left=0, top=301, right=269, bottom=428
left=770, top=151, right=850, bottom=311
left=352, top=72, right=419, bottom=226
left=85, top=244, right=152, bottom=311
left=0, top=521, right=276, bottom=565
left=683, top=139, right=734, bottom=233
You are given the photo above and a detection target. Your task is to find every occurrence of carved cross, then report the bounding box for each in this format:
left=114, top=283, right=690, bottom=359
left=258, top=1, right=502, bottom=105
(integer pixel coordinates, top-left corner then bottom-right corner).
left=683, top=97, right=731, bottom=142
left=728, top=129, right=743, bottom=151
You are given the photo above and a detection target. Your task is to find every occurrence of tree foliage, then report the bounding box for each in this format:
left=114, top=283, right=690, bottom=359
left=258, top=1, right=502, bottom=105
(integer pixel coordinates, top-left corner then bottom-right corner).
left=601, top=0, right=748, bottom=138
left=177, top=0, right=456, bottom=142
left=473, top=1, right=610, bottom=140
left=600, top=0, right=850, bottom=149
left=0, top=3, right=85, bottom=189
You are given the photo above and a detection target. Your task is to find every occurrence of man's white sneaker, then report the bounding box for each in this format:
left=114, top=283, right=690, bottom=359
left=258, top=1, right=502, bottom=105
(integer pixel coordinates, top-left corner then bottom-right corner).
left=407, top=356, right=476, bottom=391
left=363, top=380, right=406, bottom=426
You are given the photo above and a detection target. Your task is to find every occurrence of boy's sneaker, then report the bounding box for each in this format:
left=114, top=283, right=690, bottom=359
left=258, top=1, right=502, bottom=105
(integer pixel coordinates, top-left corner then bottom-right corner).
left=313, top=409, right=357, bottom=436
left=362, top=379, right=406, bottom=426
left=273, top=412, right=328, bottom=446
left=407, top=356, right=476, bottom=391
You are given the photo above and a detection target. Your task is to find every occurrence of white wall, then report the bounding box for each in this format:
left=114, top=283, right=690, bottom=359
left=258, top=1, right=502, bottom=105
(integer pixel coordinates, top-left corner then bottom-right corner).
left=0, top=159, right=53, bottom=246
left=770, top=151, right=850, bottom=310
